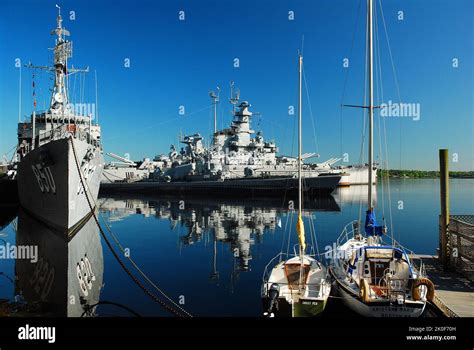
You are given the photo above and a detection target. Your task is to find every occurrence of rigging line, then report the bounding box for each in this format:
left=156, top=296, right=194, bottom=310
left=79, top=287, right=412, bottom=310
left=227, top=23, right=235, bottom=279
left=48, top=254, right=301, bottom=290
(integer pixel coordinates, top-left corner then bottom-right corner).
left=375, top=5, right=392, bottom=242
left=378, top=0, right=396, bottom=241
left=378, top=0, right=403, bottom=173
left=302, top=65, right=319, bottom=155
left=70, top=138, right=192, bottom=318
left=103, top=105, right=211, bottom=143
left=279, top=207, right=291, bottom=255
left=358, top=6, right=370, bottom=224
left=98, top=208, right=193, bottom=317
left=0, top=272, right=14, bottom=284
left=286, top=211, right=294, bottom=256
left=308, top=209, right=319, bottom=258
left=71, top=70, right=76, bottom=106
left=3, top=143, right=18, bottom=159
left=340, top=0, right=364, bottom=157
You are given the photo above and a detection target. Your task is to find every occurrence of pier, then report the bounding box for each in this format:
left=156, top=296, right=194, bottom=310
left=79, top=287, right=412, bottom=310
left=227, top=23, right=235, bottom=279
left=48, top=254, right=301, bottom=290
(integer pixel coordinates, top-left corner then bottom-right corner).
left=420, top=149, right=474, bottom=317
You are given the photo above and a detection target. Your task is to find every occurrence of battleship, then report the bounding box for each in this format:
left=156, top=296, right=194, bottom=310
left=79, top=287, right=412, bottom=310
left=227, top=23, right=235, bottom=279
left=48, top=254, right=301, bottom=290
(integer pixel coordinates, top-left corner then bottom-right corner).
left=155, top=91, right=376, bottom=185
left=16, top=7, right=104, bottom=232
left=101, top=86, right=376, bottom=189
left=101, top=93, right=342, bottom=196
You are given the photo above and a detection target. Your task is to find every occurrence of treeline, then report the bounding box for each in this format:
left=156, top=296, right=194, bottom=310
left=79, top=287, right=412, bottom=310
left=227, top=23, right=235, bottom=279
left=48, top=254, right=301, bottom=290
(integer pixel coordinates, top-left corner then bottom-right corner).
left=378, top=169, right=474, bottom=178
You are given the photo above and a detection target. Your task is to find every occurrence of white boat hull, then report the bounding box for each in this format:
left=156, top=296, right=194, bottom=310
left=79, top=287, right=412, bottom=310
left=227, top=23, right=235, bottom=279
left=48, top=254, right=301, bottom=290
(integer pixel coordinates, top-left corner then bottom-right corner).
left=334, top=276, right=425, bottom=317
left=17, top=137, right=103, bottom=232
left=338, top=165, right=377, bottom=186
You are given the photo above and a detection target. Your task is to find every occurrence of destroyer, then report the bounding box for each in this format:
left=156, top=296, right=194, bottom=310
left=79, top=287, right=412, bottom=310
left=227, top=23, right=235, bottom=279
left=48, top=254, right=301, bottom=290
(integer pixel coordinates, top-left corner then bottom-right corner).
left=16, top=6, right=104, bottom=232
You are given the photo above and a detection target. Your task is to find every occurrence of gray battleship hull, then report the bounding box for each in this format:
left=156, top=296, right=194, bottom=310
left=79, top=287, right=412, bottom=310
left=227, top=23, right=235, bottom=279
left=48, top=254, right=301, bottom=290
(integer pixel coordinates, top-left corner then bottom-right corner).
left=100, top=174, right=341, bottom=197
left=17, top=138, right=103, bottom=232
left=15, top=208, right=103, bottom=317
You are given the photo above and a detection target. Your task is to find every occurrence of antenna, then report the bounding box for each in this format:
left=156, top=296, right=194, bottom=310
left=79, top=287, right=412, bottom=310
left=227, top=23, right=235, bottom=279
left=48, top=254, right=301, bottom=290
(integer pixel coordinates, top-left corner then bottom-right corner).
left=95, top=70, right=99, bottom=125
left=229, top=81, right=240, bottom=115
left=209, top=86, right=220, bottom=134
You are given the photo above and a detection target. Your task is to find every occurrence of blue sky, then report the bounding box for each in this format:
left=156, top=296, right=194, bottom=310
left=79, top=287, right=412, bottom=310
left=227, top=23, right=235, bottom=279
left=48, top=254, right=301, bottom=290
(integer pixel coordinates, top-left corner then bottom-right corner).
left=0, top=0, right=472, bottom=170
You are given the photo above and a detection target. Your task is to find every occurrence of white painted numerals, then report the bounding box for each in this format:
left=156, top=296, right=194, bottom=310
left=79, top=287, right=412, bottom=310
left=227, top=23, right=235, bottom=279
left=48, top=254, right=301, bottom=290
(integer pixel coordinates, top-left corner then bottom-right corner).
left=76, top=256, right=96, bottom=296
left=77, top=164, right=96, bottom=195
left=30, top=257, right=55, bottom=300
left=32, top=165, right=56, bottom=194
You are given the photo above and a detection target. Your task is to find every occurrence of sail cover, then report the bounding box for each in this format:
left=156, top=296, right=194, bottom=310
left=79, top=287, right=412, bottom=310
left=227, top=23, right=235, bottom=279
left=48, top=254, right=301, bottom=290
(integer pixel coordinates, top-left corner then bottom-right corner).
left=296, top=214, right=306, bottom=251
left=364, top=209, right=384, bottom=236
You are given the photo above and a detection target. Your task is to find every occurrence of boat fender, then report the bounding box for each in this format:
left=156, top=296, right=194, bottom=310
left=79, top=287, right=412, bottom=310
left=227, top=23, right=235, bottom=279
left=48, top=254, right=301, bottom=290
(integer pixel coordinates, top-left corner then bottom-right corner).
left=360, top=279, right=370, bottom=303
left=347, top=251, right=357, bottom=274
left=411, top=278, right=435, bottom=302
left=264, top=283, right=280, bottom=316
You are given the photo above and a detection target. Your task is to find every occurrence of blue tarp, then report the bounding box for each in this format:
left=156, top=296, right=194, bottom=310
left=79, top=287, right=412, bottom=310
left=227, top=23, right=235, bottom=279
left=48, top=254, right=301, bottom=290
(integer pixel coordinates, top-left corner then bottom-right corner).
left=364, top=209, right=385, bottom=236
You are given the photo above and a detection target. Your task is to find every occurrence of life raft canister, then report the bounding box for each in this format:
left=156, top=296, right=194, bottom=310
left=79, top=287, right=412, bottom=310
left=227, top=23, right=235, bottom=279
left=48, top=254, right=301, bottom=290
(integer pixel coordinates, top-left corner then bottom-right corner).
left=411, top=277, right=435, bottom=302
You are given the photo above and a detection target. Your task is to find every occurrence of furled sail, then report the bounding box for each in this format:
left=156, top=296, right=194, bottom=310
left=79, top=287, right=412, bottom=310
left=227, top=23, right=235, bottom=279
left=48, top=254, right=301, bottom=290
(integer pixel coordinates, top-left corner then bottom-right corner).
left=296, top=214, right=306, bottom=251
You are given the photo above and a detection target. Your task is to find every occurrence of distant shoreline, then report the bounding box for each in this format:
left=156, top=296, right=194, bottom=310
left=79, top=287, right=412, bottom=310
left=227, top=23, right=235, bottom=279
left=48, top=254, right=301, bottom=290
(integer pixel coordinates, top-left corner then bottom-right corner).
left=378, top=170, right=474, bottom=179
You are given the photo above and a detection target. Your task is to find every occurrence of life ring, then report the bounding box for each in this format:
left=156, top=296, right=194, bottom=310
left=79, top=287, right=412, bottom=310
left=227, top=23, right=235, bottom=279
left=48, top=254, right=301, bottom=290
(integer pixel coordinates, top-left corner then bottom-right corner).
left=360, top=278, right=370, bottom=303
left=412, top=278, right=435, bottom=302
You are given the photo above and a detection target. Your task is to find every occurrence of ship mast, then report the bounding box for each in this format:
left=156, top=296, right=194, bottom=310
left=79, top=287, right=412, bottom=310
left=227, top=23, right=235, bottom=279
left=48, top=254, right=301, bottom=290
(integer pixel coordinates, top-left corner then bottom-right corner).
left=298, top=54, right=303, bottom=231
left=296, top=53, right=306, bottom=263
left=368, top=0, right=374, bottom=209
left=50, top=5, right=72, bottom=115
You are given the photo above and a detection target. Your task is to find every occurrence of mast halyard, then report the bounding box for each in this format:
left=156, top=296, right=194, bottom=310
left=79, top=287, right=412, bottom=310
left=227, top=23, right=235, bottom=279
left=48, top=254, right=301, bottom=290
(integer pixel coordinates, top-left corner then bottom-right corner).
left=368, top=0, right=374, bottom=209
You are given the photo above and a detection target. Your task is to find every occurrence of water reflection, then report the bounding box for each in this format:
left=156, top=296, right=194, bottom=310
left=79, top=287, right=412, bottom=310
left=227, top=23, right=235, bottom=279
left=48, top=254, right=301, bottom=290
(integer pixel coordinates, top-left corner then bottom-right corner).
left=99, top=195, right=340, bottom=280
left=333, top=184, right=377, bottom=207
left=13, top=209, right=103, bottom=317
left=0, top=185, right=380, bottom=316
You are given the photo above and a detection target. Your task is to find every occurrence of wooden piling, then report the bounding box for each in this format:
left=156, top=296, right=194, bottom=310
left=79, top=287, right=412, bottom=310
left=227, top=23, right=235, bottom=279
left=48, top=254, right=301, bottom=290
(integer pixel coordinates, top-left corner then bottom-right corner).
left=439, top=149, right=449, bottom=267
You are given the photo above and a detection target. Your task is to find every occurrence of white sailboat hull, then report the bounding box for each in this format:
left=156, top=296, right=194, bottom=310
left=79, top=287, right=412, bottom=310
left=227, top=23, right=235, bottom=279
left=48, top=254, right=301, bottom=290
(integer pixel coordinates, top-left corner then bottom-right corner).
left=334, top=277, right=425, bottom=317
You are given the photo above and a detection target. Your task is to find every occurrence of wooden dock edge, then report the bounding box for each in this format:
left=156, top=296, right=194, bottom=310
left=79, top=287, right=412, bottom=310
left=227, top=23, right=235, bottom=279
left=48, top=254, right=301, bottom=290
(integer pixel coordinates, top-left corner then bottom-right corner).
left=409, top=254, right=463, bottom=317
left=430, top=294, right=458, bottom=318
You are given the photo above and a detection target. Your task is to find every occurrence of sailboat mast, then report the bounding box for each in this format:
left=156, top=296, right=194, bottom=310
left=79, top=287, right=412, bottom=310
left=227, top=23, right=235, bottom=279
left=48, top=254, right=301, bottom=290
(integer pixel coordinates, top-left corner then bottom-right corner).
left=368, top=0, right=374, bottom=209
left=298, top=54, right=303, bottom=217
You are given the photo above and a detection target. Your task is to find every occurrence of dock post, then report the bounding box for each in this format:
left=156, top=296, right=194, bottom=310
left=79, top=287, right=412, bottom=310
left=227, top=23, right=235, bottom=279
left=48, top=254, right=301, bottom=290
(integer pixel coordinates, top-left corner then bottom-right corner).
left=439, top=149, right=449, bottom=268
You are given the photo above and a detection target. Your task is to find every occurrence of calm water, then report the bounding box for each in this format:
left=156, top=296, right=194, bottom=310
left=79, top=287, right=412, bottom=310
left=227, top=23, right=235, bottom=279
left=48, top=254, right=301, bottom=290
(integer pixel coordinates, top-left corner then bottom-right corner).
left=0, top=179, right=472, bottom=317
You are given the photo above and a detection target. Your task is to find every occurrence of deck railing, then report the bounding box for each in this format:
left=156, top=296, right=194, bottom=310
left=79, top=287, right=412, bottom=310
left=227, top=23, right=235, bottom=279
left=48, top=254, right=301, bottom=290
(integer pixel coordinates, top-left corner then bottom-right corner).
left=442, top=214, right=474, bottom=281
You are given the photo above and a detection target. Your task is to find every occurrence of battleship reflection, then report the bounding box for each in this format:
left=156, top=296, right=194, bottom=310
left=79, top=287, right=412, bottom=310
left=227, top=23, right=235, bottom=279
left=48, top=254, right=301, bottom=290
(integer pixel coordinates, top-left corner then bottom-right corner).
left=99, top=195, right=340, bottom=279
left=14, top=209, right=104, bottom=316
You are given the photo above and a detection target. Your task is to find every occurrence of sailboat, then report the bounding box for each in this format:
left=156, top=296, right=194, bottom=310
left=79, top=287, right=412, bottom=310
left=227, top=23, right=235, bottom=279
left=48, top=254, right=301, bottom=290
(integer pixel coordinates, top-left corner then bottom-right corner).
left=261, top=54, right=331, bottom=317
left=329, top=0, right=434, bottom=317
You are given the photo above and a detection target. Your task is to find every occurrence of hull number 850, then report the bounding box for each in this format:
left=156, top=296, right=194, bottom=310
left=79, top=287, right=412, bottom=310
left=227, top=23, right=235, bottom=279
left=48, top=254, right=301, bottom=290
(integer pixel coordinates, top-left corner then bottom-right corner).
left=32, top=165, right=56, bottom=194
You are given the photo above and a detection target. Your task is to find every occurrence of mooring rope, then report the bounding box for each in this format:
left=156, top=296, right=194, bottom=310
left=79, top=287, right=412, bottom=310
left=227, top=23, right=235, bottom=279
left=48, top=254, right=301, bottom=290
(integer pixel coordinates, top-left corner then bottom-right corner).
left=81, top=300, right=142, bottom=318
left=69, top=137, right=192, bottom=318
